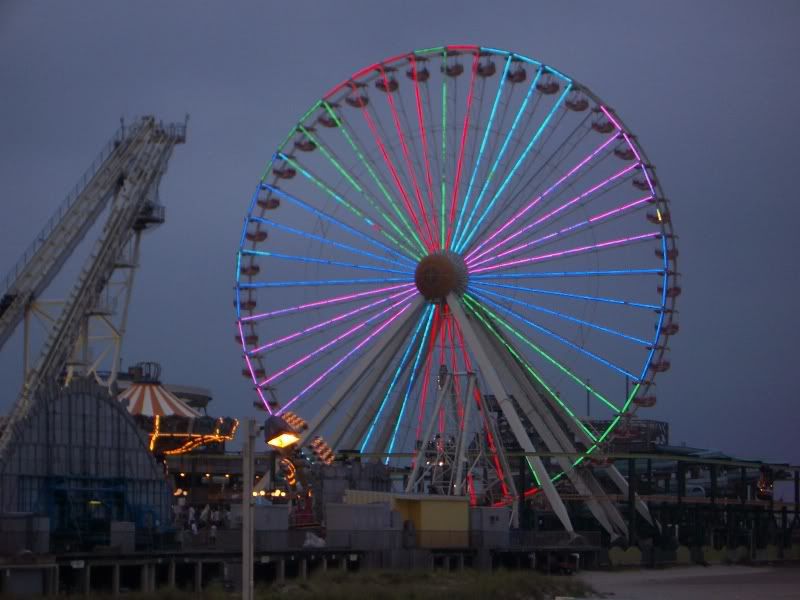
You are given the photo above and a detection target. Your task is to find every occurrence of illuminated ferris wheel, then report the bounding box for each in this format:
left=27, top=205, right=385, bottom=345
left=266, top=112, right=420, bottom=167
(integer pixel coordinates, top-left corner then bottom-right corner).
left=234, top=45, right=679, bottom=534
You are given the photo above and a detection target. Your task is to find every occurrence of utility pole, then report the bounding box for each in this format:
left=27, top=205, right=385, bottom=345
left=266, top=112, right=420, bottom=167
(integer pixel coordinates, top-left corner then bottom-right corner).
left=242, top=419, right=257, bottom=600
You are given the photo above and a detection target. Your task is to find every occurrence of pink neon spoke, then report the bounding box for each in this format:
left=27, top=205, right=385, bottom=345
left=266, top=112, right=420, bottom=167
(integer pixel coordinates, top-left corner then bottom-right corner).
left=259, top=291, right=416, bottom=387
left=470, top=232, right=661, bottom=274
left=375, top=71, right=437, bottom=250
left=599, top=105, right=623, bottom=131
left=278, top=302, right=414, bottom=415
left=470, top=195, right=653, bottom=269
left=410, top=55, right=438, bottom=224
left=464, top=135, right=619, bottom=263
left=467, top=164, right=640, bottom=267
left=241, top=283, right=414, bottom=322
left=250, top=288, right=417, bottom=354
left=446, top=52, right=480, bottom=249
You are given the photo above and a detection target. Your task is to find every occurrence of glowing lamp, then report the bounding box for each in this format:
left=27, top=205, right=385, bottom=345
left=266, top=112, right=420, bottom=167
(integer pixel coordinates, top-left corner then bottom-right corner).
left=264, top=416, right=300, bottom=449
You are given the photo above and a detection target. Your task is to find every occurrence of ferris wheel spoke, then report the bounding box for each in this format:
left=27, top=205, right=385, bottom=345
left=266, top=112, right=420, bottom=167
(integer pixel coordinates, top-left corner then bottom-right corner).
left=248, top=287, right=418, bottom=355
left=276, top=153, right=421, bottom=261
left=471, top=268, right=664, bottom=281
left=445, top=51, right=480, bottom=249
left=469, top=281, right=661, bottom=310
left=469, top=231, right=661, bottom=275
left=262, top=184, right=418, bottom=264
left=466, top=288, right=640, bottom=382
left=468, top=162, right=639, bottom=269
left=321, top=102, right=429, bottom=256
left=468, top=188, right=651, bottom=270
left=293, top=125, right=425, bottom=259
left=249, top=216, right=416, bottom=271
left=413, top=306, right=442, bottom=442
left=464, top=132, right=619, bottom=264
left=240, top=277, right=412, bottom=289
left=261, top=291, right=416, bottom=388
left=408, top=55, right=439, bottom=241
left=240, top=282, right=415, bottom=323
left=451, top=55, right=513, bottom=250
left=462, top=294, right=622, bottom=413
left=453, top=66, right=543, bottom=252
left=277, top=299, right=417, bottom=416
left=384, top=305, right=436, bottom=460
left=455, top=76, right=573, bottom=253
left=353, top=86, right=437, bottom=251
left=241, top=249, right=413, bottom=276
left=469, top=285, right=652, bottom=346
left=376, top=66, right=438, bottom=249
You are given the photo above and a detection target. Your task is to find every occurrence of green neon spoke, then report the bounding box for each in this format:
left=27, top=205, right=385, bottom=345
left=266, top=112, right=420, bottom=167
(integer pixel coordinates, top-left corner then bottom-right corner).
left=297, top=125, right=420, bottom=259
left=322, top=103, right=428, bottom=257
left=416, top=46, right=445, bottom=55
left=463, top=294, right=621, bottom=414
left=462, top=296, right=598, bottom=443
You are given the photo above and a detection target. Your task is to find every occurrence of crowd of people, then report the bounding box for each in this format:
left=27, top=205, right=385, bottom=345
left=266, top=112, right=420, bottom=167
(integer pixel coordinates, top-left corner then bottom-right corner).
left=172, top=500, right=232, bottom=544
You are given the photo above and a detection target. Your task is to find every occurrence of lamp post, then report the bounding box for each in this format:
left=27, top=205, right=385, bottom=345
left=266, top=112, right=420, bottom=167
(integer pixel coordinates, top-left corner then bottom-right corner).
left=242, top=416, right=299, bottom=600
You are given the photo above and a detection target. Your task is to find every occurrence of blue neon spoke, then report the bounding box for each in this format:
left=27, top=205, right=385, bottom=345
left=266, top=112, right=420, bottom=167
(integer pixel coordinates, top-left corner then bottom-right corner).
left=457, top=82, right=573, bottom=254
left=262, top=184, right=417, bottom=266
left=470, top=268, right=664, bottom=280
left=470, top=285, right=652, bottom=346
left=470, top=281, right=661, bottom=310
left=241, top=249, right=414, bottom=276
left=250, top=216, right=416, bottom=270
left=240, top=277, right=413, bottom=289
left=451, top=55, right=513, bottom=248
left=469, top=288, right=640, bottom=381
left=453, top=67, right=542, bottom=251
left=385, top=305, right=436, bottom=462
left=360, top=305, right=432, bottom=453
left=641, top=234, right=670, bottom=381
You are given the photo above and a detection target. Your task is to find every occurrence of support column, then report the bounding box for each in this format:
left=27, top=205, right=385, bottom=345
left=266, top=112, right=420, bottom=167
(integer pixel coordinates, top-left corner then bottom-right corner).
left=321, top=557, right=328, bottom=573
left=194, top=562, right=202, bottom=593
left=628, top=458, right=637, bottom=547
left=112, top=564, right=120, bottom=597
left=276, top=558, right=286, bottom=584
left=83, top=565, right=91, bottom=597
left=168, top=560, right=176, bottom=588
left=299, top=557, right=308, bottom=581
left=139, top=564, right=148, bottom=594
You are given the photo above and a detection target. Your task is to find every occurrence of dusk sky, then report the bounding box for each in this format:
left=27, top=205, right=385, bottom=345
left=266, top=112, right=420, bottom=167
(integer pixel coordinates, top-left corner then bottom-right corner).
left=1, top=1, right=798, bottom=464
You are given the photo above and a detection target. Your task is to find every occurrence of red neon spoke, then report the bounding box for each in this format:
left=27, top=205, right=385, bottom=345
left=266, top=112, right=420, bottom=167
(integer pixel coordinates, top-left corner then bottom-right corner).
left=446, top=51, right=480, bottom=250
left=376, top=69, right=438, bottom=251
left=448, top=311, right=464, bottom=426
left=410, top=55, right=438, bottom=233
left=354, top=84, right=434, bottom=251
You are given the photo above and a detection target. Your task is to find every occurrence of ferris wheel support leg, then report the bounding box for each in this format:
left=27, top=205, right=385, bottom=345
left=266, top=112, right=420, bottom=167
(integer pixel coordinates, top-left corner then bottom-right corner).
left=299, top=297, right=423, bottom=447
left=405, top=374, right=453, bottom=494
left=451, top=373, right=476, bottom=495
left=335, top=314, right=422, bottom=450
left=474, top=321, right=624, bottom=538
left=604, top=463, right=658, bottom=530
left=447, top=294, right=573, bottom=534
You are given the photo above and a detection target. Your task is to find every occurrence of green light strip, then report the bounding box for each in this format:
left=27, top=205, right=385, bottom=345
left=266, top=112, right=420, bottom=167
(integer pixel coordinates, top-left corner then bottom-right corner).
left=280, top=155, right=414, bottom=257
left=297, top=125, right=421, bottom=260
left=462, top=296, right=598, bottom=443
left=416, top=46, right=445, bottom=56
left=322, top=103, right=428, bottom=257
left=463, top=294, right=621, bottom=414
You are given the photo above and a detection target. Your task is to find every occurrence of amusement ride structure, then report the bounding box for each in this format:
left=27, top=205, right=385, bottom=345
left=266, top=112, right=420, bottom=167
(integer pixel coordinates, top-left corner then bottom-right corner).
left=235, top=45, right=680, bottom=537
left=0, top=116, right=187, bottom=471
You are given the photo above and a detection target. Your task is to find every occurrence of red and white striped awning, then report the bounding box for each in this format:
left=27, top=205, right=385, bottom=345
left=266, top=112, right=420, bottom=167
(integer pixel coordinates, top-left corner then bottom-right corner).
left=118, top=383, right=201, bottom=417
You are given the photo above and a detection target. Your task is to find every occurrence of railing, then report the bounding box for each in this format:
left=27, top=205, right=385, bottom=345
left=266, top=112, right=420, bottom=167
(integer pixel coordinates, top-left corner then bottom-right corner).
left=0, top=121, right=134, bottom=296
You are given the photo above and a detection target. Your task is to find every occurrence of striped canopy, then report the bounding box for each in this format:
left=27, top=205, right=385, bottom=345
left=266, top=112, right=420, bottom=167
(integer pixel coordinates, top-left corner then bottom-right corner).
left=118, top=383, right=200, bottom=417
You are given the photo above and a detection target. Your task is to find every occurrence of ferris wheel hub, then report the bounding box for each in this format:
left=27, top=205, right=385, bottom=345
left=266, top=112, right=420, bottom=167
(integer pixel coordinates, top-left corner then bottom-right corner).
left=414, top=251, right=468, bottom=301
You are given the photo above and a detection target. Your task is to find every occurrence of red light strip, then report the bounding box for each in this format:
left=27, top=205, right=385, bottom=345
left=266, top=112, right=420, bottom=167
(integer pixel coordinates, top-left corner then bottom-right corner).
left=446, top=52, right=480, bottom=249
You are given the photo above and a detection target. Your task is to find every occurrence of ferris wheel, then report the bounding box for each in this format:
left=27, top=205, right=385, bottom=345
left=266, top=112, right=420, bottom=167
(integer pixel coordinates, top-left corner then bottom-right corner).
left=235, top=45, right=679, bottom=535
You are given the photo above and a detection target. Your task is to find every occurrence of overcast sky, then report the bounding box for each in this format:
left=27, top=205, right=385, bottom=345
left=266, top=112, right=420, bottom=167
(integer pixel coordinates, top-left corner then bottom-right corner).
left=1, top=1, right=798, bottom=464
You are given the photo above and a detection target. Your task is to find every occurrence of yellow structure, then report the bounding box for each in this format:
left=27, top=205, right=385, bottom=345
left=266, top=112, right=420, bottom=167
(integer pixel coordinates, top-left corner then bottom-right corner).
left=344, top=490, right=469, bottom=548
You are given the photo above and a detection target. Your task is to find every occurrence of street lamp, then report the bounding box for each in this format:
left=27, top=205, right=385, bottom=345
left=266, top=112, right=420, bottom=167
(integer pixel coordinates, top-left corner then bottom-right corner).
left=242, top=415, right=300, bottom=600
